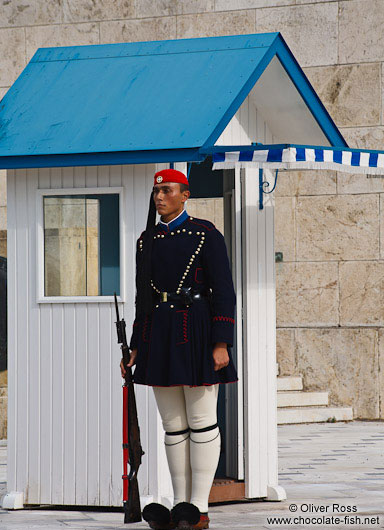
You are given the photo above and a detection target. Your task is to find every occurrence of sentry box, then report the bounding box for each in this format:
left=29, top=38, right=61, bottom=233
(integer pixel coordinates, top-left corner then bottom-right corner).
left=0, top=32, right=378, bottom=510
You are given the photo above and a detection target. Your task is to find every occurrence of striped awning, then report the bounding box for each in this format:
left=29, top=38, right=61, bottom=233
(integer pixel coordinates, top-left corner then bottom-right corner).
left=209, top=144, right=384, bottom=175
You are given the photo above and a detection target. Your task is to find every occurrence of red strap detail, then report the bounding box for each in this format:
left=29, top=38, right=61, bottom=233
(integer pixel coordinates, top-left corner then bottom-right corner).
left=189, top=219, right=214, bottom=231
left=176, top=309, right=189, bottom=344
left=194, top=267, right=203, bottom=283
left=122, top=385, right=129, bottom=501
left=142, top=315, right=150, bottom=342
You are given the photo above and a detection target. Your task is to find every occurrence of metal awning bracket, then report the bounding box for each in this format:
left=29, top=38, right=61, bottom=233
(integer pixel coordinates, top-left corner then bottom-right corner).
left=259, top=168, right=279, bottom=210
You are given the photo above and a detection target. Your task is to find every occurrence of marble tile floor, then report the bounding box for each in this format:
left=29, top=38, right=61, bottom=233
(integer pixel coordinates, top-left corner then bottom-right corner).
left=0, top=422, right=383, bottom=529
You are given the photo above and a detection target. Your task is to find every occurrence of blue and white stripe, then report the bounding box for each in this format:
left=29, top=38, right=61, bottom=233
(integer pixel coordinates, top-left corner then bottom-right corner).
left=211, top=146, right=384, bottom=175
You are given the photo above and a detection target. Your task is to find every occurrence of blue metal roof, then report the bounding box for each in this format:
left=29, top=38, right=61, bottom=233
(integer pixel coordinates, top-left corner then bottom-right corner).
left=0, top=32, right=347, bottom=168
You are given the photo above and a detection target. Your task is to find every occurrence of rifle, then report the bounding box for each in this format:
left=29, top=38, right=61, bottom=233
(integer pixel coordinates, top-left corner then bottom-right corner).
left=114, top=292, right=145, bottom=523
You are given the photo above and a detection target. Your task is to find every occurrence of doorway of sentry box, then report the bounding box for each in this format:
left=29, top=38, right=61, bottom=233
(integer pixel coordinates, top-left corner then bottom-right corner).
left=181, top=157, right=243, bottom=488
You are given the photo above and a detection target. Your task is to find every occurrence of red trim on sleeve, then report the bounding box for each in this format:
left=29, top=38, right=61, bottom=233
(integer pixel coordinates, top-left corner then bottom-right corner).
left=212, top=316, right=235, bottom=324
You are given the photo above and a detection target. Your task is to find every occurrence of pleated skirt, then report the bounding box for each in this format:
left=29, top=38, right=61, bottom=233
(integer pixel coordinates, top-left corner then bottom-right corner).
left=132, top=297, right=238, bottom=387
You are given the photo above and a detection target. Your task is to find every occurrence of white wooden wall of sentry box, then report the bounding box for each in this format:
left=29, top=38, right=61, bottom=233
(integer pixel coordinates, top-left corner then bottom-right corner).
left=216, top=86, right=286, bottom=502
left=4, top=81, right=286, bottom=510
left=5, top=162, right=175, bottom=509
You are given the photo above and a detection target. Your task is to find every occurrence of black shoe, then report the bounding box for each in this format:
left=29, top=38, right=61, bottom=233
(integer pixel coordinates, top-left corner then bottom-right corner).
left=170, top=502, right=201, bottom=530
left=142, top=502, right=175, bottom=530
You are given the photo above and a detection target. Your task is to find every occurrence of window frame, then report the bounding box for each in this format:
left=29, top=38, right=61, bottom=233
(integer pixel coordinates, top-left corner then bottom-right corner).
left=36, top=186, right=125, bottom=304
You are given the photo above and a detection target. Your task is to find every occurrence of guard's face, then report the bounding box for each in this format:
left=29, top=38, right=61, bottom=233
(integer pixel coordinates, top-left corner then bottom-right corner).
left=153, top=182, right=190, bottom=216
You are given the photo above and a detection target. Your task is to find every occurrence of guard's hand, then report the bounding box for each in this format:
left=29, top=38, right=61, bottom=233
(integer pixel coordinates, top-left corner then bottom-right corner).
left=213, top=344, right=229, bottom=371
left=120, top=349, right=137, bottom=377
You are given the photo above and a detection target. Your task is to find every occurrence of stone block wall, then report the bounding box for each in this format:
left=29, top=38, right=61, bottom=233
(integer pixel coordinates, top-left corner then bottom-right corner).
left=186, top=198, right=224, bottom=235
left=0, top=0, right=383, bottom=419
left=272, top=0, right=384, bottom=418
left=275, top=169, right=384, bottom=420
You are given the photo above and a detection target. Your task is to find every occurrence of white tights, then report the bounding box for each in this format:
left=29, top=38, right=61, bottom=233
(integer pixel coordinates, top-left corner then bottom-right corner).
left=152, top=384, right=220, bottom=513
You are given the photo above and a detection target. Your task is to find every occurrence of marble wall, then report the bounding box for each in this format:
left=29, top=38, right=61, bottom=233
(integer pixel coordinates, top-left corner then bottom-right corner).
left=0, top=0, right=383, bottom=419
left=275, top=178, right=384, bottom=420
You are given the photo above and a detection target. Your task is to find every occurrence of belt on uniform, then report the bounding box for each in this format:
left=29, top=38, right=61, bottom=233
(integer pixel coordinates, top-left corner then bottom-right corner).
left=155, top=287, right=211, bottom=306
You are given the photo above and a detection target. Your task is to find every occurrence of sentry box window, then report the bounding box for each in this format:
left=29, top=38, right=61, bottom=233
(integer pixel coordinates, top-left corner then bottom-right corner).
left=36, top=187, right=124, bottom=303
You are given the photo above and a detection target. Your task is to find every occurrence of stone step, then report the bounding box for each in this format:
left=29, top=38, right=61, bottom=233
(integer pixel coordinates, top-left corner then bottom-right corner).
left=277, top=376, right=303, bottom=391
left=277, top=406, right=353, bottom=425
left=277, top=390, right=329, bottom=408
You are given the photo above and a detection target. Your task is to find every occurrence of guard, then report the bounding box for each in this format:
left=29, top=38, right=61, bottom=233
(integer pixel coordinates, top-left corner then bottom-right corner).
left=120, top=168, right=238, bottom=530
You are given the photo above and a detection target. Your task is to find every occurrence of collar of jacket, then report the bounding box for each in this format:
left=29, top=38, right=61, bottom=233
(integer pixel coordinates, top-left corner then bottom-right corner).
left=158, top=209, right=189, bottom=232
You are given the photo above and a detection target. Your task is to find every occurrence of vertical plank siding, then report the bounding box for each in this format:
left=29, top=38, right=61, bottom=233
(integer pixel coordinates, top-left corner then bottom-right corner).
left=16, top=170, right=29, bottom=500
left=7, top=163, right=172, bottom=506
left=6, top=169, right=16, bottom=500
left=217, top=95, right=279, bottom=497
left=241, top=168, right=277, bottom=498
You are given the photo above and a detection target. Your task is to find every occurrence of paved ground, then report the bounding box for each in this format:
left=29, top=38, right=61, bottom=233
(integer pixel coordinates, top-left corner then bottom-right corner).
left=0, top=421, right=384, bottom=529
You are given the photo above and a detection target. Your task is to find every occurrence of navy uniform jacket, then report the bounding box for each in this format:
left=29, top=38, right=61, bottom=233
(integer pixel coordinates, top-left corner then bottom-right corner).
left=129, top=209, right=238, bottom=387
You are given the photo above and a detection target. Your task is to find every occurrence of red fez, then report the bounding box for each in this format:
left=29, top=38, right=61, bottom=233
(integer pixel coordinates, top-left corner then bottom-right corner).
left=154, top=168, right=189, bottom=186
